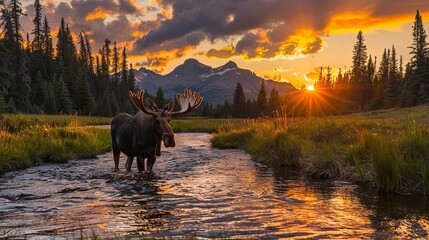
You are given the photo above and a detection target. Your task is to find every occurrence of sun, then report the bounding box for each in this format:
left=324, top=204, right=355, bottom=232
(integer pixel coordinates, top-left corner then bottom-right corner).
left=307, top=85, right=315, bottom=91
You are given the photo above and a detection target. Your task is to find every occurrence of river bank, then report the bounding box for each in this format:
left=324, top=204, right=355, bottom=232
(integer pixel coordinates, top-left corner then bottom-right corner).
left=211, top=104, right=429, bottom=194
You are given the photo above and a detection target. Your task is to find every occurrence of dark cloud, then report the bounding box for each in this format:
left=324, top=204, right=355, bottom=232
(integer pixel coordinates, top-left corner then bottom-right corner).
left=22, top=0, right=148, bottom=52
left=132, top=0, right=429, bottom=60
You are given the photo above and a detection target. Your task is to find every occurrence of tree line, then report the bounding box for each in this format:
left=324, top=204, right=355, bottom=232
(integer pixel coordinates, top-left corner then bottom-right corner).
left=0, top=0, right=136, bottom=116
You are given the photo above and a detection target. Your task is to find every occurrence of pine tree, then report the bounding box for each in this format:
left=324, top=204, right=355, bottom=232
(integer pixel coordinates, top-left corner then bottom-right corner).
left=31, top=0, right=43, bottom=51
left=44, top=82, right=57, bottom=114
left=32, top=71, right=47, bottom=107
left=407, top=10, right=429, bottom=105
left=113, top=41, right=119, bottom=86
left=42, top=16, right=53, bottom=57
left=0, top=91, right=6, bottom=113
left=232, top=82, right=245, bottom=117
left=384, top=45, right=399, bottom=108
left=155, top=87, right=166, bottom=107
left=0, top=42, right=13, bottom=98
left=73, top=73, right=95, bottom=115
left=104, top=39, right=111, bottom=76
left=55, top=75, right=72, bottom=113
left=362, top=55, right=375, bottom=108
left=7, top=98, right=16, bottom=113
left=351, top=30, right=368, bottom=110
left=268, top=88, right=281, bottom=116
left=257, top=80, right=267, bottom=116
left=120, top=46, right=128, bottom=106
left=128, top=63, right=136, bottom=91
left=85, top=34, right=93, bottom=74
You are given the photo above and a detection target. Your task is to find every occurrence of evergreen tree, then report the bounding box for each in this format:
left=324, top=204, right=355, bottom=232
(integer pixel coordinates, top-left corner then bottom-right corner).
left=32, top=71, right=46, bottom=107
left=384, top=45, right=399, bottom=108
left=0, top=42, right=13, bottom=98
left=55, top=74, right=72, bottom=113
left=85, top=34, right=93, bottom=74
left=351, top=30, right=368, bottom=110
left=31, top=0, right=43, bottom=51
left=113, top=41, right=119, bottom=86
left=155, top=87, right=166, bottom=107
left=44, top=82, right=57, bottom=114
left=120, top=46, right=128, bottom=106
left=268, top=88, right=281, bottom=116
left=104, top=39, right=111, bottom=76
left=257, top=80, right=267, bottom=116
left=42, top=16, right=53, bottom=57
left=0, top=90, right=6, bottom=113
left=72, top=72, right=95, bottom=115
left=7, top=98, right=16, bottom=113
left=232, top=82, right=245, bottom=117
left=362, top=55, right=375, bottom=108
left=407, top=10, right=429, bottom=105
left=371, top=49, right=389, bottom=109
left=42, top=16, right=53, bottom=81
left=128, top=63, right=136, bottom=92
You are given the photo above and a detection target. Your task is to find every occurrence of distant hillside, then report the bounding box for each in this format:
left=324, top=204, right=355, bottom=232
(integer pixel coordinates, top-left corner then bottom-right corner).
left=134, top=58, right=297, bottom=105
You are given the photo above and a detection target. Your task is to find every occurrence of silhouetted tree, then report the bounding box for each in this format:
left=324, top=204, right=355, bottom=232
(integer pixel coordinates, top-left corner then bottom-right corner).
left=257, top=80, right=267, bottom=116
left=232, top=82, right=245, bottom=117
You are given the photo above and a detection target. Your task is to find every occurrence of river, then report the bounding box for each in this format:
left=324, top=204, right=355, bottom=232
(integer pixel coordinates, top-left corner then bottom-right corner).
left=0, top=133, right=428, bottom=239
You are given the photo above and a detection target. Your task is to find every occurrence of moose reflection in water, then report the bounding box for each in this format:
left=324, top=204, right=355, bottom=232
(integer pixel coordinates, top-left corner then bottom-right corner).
left=110, top=89, right=203, bottom=172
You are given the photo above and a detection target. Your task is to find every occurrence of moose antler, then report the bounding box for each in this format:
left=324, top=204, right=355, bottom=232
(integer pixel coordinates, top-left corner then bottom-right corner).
left=128, top=90, right=158, bottom=117
left=170, top=89, right=203, bottom=116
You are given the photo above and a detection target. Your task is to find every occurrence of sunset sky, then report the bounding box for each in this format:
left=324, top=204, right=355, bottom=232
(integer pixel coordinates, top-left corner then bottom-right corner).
left=20, top=0, right=429, bottom=88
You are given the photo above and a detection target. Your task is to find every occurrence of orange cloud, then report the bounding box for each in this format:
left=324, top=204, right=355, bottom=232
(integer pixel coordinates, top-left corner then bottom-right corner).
left=204, top=29, right=324, bottom=61
left=324, top=11, right=429, bottom=34
left=86, top=7, right=113, bottom=21
left=136, top=46, right=195, bottom=72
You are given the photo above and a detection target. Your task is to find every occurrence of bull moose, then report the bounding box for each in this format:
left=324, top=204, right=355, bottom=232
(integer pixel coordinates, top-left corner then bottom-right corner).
left=110, top=89, right=203, bottom=172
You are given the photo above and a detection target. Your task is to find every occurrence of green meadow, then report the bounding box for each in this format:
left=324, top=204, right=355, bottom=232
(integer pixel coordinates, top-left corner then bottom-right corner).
left=0, top=114, right=112, bottom=174
left=212, top=104, right=429, bottom=194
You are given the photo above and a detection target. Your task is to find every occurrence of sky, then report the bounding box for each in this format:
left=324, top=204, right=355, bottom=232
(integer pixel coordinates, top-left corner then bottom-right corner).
left=19, top=0, right=429, bottom=89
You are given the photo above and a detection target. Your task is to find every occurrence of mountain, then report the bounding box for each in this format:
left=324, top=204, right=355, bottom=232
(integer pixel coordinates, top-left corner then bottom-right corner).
left=134, top=58, right=297, bottom=106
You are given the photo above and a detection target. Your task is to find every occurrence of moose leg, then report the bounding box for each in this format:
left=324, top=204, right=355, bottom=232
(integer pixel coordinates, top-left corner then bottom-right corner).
left=125, top=156, right=133, bottom=172
left=147, top=156, right=156, bottom=171
left=136, top=155, right=145, bottom=172
left=113, top=144, right=120, bottom=172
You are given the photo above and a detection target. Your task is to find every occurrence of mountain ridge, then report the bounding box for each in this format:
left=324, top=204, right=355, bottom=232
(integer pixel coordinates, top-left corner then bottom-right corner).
left=135, top=58, right=297, bottom=105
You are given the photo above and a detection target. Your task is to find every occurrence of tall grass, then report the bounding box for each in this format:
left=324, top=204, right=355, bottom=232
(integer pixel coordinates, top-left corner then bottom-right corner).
left=212, top=104, right=429, bottom=194
left=0, top=114, right=111, bottom=174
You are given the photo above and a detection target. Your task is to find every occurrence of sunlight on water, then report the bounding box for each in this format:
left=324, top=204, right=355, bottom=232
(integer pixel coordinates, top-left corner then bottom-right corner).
left=0, top=133, right=428, bottom=238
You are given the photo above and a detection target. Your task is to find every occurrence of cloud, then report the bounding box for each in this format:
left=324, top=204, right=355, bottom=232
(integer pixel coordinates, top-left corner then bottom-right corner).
left=132, top=0, right=429, bottom=62
left=22, top=0, right=149, bottom=52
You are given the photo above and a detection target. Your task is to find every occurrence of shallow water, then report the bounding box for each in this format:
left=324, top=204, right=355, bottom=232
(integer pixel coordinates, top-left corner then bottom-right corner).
left=0, top=133, right=428, bottom=239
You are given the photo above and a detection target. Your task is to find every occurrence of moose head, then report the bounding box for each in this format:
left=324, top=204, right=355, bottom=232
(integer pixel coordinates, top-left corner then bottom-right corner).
left=128, top=89, right=203, bottom=148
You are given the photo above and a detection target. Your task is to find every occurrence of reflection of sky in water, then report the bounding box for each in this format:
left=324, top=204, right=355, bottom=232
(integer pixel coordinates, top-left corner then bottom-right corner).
left=0, top=133, right=428, bottom=238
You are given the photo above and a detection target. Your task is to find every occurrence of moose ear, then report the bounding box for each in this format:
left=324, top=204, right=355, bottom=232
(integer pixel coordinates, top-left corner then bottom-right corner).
left=146, top=98, right=158, bottom=111
left=164, top=100, right=175, bottom=112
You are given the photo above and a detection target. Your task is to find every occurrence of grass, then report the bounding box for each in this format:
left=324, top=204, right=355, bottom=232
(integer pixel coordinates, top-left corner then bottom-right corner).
left=211, top=104, right=429, bottom=194
left=172, top=117, right=247, bottom=133
left=0, top=114, right=111, bottom=174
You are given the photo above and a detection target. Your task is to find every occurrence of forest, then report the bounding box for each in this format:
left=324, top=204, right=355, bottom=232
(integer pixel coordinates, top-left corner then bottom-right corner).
left=0, top=0, right=428, bottom=118
left=0, top=0, right=136, bottom=117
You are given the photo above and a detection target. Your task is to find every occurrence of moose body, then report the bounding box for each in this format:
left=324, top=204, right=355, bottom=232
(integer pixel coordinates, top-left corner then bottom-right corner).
left=111, top=111, right=161, bottom=172
left=111, top=89, right=202, bottom=172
